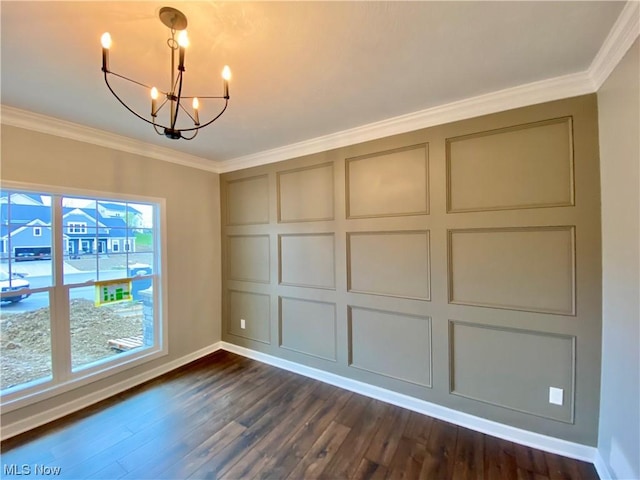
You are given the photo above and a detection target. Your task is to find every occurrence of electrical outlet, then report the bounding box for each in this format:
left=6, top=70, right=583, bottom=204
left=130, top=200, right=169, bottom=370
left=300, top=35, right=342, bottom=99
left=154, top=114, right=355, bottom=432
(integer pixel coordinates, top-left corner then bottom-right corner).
left=240, top=319, right=246, bottom=329
left=549, top=387, right=564, bottom=405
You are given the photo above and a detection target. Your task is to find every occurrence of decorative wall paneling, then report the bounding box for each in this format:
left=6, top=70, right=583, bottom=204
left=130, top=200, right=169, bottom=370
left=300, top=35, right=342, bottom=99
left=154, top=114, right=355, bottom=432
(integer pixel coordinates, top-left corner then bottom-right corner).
left=346, top=143, right=429, bottom=218
left=446, top=117, right=574, bottom=213
left=448, top=226, right=576, bottom=315
left=279, top=297, right=337, bottom=361
left=225, top=175, right=270, bottom=225
left=347, top=230, right=431, bottom=300
left=349, top=306, right=432, bottom=387
left=227, top=290, right=271, bottom=344
left=277, top=163, right=335, bottom=223
left=278, top=233, right=336, bottom=289
left=220, top=95, right=601, bottom=445
left=449, top=321, right=575, bottom=423
left=227, top=235, right=270, bottom=283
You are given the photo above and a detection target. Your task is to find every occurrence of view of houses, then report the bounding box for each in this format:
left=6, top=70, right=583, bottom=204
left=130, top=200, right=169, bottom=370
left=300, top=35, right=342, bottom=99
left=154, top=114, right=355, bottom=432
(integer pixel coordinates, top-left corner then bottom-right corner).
left=1, top=193, right=143, bottom=260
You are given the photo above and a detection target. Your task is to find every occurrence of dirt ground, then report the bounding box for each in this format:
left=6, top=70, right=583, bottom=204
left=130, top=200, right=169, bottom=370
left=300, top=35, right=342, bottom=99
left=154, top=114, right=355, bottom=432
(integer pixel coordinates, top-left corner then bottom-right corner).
left=0, top=299, right=143, bottom=391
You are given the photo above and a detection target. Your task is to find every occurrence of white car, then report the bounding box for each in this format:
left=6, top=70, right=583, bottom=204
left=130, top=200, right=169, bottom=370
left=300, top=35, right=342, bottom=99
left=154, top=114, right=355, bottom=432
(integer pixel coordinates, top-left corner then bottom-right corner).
left=0, top=270, right=31, bottom=303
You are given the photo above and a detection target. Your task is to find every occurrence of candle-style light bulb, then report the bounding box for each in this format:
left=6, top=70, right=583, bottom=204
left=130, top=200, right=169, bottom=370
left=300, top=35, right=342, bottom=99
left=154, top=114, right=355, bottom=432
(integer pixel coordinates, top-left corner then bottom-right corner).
left=177, top=30, right=189, bottom=48
left=101, top=32, right=112, bottom=72
left=222, top=65, right=231, bottom=98
left=177, top=30, right=188, bottom=71
left=101, top=32, right=112, bottom=49
left=192, top=97, right=200, bottom=125
left=151, top=87, right=159, bottom=117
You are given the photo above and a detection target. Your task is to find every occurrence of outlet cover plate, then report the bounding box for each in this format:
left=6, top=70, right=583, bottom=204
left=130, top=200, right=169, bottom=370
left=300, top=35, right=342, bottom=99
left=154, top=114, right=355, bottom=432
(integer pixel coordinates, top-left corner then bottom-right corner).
left=549, top=387, right=564, bottom=405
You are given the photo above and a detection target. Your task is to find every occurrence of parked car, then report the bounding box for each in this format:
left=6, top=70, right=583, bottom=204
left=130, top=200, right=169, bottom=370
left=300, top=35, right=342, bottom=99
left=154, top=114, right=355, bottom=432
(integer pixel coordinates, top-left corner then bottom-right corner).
left=0, top=270, right=31, bottom=303
left=15, top=252, right=36, bottom=261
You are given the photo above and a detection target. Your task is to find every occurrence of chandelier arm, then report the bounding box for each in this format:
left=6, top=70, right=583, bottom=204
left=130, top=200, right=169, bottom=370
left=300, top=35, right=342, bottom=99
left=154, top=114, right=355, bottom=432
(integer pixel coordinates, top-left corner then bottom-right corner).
left=156, top=97, right=169, bottom=114
left=171, top=67, right=181, bottom=96
left=180, top=130, right=199, bottom=141
left=107, top=71, right=157, bottom=92
left=185, top=95, right=228, bottom=99
left=177, top=102, right=197, bottom=124
left=104, top=72, right=172, bottom=130
left=174, top=99, right=229, bottom=133
left=171, top=70, right=185, bottom=130
left=152, top=121, right=165, bottom=136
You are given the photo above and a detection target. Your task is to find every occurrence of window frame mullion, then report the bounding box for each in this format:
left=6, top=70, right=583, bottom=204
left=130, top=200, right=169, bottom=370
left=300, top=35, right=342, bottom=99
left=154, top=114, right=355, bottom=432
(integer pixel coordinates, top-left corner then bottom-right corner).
left=49, top=194, right=72, bottom=383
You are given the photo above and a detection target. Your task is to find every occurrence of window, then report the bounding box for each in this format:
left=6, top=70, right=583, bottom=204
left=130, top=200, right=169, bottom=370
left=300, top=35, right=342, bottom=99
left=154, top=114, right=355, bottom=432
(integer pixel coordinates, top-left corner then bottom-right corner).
left=1, top=185, right=166, bottom=412
left=67, top=222, right=87, bottom=234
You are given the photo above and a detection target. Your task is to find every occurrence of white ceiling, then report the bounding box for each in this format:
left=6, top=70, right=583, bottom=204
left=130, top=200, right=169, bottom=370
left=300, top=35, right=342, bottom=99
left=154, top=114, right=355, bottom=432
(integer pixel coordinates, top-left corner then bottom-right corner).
left=0, top=1, right=633, bottom=171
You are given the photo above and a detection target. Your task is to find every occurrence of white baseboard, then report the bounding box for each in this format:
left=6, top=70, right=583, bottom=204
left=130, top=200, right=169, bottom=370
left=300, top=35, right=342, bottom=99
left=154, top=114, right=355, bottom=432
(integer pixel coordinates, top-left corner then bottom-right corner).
left=593, top=450, right=614, bottom=480
left=1, top=339, right=600, bottom=468
left=221, top=342, right=598, bottom=464
left=1, top=342, right=223, bottom=441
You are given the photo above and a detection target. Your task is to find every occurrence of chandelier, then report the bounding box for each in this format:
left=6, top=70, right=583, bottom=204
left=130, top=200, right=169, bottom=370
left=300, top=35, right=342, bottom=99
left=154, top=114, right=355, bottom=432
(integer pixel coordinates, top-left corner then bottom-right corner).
left=101, top=7, right=231, bottom=140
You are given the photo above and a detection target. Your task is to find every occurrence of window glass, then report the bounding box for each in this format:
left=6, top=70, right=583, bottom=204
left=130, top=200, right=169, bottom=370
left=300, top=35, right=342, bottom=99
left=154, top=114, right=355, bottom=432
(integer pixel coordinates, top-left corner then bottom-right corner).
left=70, top=281, right=152, bottom=371
left=97, top=253, right=128, bottom=282
left=1, top=191, right=54, bottom=287
left=0, top=291, right=53, bottom=392
left=129, top=253, right=154, bottom=275
left=62, top=197, right=158, bottom=371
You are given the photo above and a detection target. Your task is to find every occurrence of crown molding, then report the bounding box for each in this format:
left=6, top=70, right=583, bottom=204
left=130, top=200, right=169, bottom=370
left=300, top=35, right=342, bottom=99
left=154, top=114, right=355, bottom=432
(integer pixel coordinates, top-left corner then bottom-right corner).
left=0, top=106, right=220, bottom=173
left=589, top=0, right=640, bottom=90
left=217, top=1, right=639, bottom=173
left=218, top=70, right=593, bottom=173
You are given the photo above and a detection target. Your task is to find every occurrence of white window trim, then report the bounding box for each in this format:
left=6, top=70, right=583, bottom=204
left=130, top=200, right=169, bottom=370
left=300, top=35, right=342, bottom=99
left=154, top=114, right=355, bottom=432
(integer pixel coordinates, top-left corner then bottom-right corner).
left=33, top=226, right=42, bottom=237
left=112, top=240, right=119, bottom=252
left=0, top=181, right=168, bottom=414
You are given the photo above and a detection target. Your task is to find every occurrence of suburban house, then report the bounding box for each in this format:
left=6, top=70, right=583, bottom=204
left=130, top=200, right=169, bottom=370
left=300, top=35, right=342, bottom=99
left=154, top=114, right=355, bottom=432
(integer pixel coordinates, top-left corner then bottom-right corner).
left=0, top=2, right=638, bottom=480
left=62, top=208, right=134, bottom=256
left=0, top=199, right=135, bottom=259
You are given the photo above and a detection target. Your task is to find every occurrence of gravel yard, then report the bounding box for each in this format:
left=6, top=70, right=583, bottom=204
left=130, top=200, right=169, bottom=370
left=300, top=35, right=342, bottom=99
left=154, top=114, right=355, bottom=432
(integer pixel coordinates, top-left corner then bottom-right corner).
left=1, top=299, right=143, bottom=391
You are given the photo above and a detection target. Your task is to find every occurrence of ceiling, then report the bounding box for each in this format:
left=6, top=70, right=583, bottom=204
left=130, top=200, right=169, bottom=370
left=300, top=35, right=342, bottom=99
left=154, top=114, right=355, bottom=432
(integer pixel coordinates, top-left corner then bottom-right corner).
left=0, top=1, right=632, bottom=171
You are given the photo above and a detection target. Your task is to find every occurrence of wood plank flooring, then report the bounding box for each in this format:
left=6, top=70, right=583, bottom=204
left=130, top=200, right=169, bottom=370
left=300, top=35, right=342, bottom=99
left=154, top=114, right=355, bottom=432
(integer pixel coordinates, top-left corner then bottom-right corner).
left=1, top=350, right=599, bottom=479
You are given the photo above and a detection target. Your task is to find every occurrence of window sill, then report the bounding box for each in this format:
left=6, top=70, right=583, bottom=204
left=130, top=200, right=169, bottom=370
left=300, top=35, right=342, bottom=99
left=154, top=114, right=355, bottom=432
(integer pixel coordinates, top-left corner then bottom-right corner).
left=1, top=346, right=167, bottom=414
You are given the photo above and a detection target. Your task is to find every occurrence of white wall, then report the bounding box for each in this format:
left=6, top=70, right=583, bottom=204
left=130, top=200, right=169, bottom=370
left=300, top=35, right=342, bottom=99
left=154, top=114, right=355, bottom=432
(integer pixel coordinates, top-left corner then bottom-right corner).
left=597, top=38, right=640, bottom=480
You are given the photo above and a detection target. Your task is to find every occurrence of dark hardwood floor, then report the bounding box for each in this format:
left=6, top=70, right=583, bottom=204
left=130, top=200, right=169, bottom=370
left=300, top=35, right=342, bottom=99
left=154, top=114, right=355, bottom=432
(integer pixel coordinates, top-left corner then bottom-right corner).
left=1, top=350, right=599, bottom=479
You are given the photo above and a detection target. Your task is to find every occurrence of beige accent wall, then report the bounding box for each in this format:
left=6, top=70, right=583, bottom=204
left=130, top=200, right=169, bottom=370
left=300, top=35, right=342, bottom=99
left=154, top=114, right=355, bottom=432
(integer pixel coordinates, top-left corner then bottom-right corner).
left=0, top=125, right=222, bottom=429
left=597, top=38, right=639, bottom=479
left=221, top=94, right=602, bottom=445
